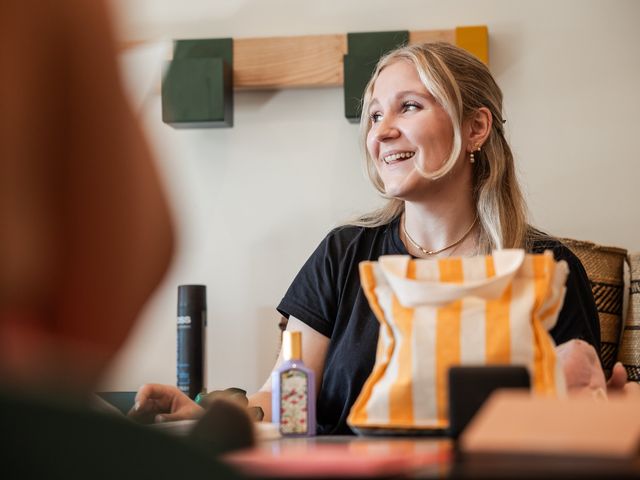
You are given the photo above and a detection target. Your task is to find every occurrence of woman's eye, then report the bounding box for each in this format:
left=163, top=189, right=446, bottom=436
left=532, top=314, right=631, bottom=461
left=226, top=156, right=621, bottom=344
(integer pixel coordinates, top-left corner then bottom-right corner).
left=403, top=102, right=420, bottom=112
left=370, top=112, right=383, bottom=123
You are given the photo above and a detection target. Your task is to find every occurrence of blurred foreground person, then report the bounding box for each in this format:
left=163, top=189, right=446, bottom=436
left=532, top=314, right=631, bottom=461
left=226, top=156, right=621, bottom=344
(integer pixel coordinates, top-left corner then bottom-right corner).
left=0, top=0, right=240, bottom=477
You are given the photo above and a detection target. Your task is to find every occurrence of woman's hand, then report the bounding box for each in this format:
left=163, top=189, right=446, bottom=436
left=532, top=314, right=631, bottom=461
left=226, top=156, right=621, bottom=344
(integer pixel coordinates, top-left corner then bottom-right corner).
left=127, top=383, right=204, bottom=424
left=556, top=339, right=606, bottom=397
left=556, top=339, right=640, bottom=398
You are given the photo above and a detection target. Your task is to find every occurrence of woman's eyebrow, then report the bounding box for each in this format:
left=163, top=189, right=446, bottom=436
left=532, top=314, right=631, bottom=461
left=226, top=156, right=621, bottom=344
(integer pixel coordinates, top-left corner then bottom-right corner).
left=394, top=90, right=431, bottom=100
left=368, top=90, right=432, bottom=108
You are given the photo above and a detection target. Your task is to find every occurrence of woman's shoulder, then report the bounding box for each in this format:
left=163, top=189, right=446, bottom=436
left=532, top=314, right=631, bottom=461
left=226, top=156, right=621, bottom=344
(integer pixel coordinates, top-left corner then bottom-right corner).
left=326, top=219, right=395, bottom=242
left=316, top=219, right=399, bottom=258
left=527, top=229, right=582, bottom=267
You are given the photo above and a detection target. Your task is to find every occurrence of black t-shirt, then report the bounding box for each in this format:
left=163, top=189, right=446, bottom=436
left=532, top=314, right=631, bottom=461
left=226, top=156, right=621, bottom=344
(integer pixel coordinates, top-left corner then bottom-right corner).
left=277, top=216, right=600, bottom=435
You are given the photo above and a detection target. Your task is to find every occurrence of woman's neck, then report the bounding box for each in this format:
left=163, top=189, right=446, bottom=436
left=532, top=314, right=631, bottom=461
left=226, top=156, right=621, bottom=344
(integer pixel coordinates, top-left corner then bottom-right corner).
left=402, top=193, right=478, bottom=258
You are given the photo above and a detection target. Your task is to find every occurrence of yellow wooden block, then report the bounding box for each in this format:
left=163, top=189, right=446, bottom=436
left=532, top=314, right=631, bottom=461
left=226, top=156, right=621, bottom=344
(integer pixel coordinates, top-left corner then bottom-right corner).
left=455, top=26, right=489, bottom=65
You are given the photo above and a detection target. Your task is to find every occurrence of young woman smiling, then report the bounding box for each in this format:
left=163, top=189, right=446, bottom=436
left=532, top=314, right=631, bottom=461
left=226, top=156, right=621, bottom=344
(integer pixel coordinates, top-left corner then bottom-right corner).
left=133, top=42, right=634, bottom=435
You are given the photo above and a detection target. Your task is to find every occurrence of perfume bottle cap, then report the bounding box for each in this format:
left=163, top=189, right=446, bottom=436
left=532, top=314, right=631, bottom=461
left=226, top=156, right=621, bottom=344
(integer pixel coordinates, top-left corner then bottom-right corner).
left=283, top=331, right=302, bottom=361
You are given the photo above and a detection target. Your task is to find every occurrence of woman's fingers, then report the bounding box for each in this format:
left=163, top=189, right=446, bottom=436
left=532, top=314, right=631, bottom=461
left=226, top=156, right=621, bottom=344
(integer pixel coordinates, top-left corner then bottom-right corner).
left=606, top=362, right=628, bottom=391
left=134, top=384, right=173, bottom=410
left=128, top=384, right=182, bottom=422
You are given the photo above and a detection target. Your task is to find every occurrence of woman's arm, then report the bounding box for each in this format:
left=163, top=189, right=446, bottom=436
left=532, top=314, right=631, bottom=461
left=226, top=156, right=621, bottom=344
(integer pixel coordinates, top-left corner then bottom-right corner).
left=248, top=316, right=329, bottom=421
left=130, top=316, right=329, bottom=423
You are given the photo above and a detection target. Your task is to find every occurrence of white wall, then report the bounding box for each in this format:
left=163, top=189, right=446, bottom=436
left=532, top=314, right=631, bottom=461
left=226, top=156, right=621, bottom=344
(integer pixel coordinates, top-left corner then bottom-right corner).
left=100, top=0, right=640, bottom=393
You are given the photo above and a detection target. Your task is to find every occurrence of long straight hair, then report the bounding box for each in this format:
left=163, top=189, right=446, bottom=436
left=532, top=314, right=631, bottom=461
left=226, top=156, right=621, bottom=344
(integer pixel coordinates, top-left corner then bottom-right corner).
left=352, top=42, right=529, bottom=252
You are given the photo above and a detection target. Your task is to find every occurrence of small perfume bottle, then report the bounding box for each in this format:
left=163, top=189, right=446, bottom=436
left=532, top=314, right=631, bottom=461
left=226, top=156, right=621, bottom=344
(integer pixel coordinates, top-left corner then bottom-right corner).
left=272, top=331, right=316, bottom=436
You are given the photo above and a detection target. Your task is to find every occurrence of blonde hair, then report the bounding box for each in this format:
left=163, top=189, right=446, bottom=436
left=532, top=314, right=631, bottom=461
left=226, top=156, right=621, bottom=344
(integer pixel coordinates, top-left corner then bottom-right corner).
left=353, top=42, right=529, bottom=252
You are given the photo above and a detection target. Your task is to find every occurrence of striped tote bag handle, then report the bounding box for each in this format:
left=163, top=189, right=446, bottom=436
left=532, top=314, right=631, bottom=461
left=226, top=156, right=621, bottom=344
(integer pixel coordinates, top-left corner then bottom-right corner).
left=378, top=249, right=525, bottom=307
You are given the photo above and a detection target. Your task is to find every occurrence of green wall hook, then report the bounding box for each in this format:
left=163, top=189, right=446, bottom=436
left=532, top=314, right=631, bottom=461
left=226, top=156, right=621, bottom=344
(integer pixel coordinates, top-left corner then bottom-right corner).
left=343, top=31, right=409, bottom=123
left=162, top=38, right=234, bottom=128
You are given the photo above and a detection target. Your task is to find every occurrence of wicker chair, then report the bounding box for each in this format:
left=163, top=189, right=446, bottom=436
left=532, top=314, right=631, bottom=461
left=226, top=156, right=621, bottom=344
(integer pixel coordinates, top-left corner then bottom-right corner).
left=618, top=253, right=640, bottom=381
left=561, top=238, right=639, bottom=381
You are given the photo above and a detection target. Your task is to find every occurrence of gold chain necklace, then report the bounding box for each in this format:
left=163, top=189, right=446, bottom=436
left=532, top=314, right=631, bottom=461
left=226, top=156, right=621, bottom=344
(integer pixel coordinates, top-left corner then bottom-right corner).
left=402, top=215, right=478, bottom=256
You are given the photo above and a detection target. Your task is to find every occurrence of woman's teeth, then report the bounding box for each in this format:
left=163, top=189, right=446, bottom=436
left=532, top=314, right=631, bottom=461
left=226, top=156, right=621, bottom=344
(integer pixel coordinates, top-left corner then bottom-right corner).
left=383, top=151, right=415, bottom=164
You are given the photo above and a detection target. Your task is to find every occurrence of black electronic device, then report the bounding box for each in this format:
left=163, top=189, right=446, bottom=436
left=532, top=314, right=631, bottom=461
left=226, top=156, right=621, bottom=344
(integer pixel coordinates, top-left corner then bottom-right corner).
left=447, top=365, right=530, bottom=439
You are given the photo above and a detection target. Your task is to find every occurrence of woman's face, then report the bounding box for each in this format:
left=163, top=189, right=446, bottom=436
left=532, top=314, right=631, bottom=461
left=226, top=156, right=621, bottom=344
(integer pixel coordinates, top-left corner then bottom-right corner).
left=366, top=60, right=460, bottom=200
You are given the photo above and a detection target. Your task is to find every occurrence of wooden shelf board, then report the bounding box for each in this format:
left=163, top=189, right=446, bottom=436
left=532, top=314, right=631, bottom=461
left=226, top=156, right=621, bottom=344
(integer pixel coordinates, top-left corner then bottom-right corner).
left=122, top=26, right=487, bottom=91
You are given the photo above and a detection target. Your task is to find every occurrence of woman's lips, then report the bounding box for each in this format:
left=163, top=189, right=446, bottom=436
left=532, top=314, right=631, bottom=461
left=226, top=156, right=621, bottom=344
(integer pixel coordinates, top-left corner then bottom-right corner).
left=382, top=151, right=415, bottom=165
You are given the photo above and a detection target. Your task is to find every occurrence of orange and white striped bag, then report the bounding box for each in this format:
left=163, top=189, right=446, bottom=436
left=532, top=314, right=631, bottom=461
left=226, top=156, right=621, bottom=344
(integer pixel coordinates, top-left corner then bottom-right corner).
left=347, top=249, right=568, bottom=433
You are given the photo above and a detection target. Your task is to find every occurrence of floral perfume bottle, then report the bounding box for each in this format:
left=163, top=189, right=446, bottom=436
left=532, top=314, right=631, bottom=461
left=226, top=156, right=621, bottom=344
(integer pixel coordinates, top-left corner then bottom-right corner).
left=272, top=331, right=316, bottom=436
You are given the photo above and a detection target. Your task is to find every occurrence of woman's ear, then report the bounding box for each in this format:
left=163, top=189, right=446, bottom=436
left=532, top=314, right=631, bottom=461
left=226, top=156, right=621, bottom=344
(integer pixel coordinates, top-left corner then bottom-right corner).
left=466, top=107, right=493, bottom=152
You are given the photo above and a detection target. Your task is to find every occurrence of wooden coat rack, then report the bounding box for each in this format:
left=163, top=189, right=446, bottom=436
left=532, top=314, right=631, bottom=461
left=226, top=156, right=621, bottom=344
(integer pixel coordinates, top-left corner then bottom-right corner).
left=156, top=26, right=488, bottom=127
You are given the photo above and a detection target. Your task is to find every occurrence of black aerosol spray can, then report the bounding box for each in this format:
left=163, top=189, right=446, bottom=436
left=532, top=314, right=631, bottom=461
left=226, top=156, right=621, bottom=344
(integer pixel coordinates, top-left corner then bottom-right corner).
left=177, top=285, right=207, bottom=399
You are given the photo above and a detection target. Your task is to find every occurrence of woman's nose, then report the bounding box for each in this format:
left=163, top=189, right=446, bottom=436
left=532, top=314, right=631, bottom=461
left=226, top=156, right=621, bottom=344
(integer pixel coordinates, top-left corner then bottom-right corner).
left=374, top=116, right=400, bottom=142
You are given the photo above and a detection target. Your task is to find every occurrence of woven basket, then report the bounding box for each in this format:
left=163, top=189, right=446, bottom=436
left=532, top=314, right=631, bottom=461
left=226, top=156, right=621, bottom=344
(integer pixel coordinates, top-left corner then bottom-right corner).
left=560, top=238, right=627, bottom=378
left=617, top=253, right=640, bottom=381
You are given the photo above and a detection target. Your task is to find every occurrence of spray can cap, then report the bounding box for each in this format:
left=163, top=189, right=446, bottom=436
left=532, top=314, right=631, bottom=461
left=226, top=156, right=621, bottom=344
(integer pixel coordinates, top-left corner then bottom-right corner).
left=177, top=284, right=207, bottom=312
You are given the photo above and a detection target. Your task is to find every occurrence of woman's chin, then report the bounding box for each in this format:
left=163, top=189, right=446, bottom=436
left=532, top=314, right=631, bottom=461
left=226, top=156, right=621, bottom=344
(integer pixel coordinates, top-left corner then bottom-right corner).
left=381, top=175, right=427, bottom=200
